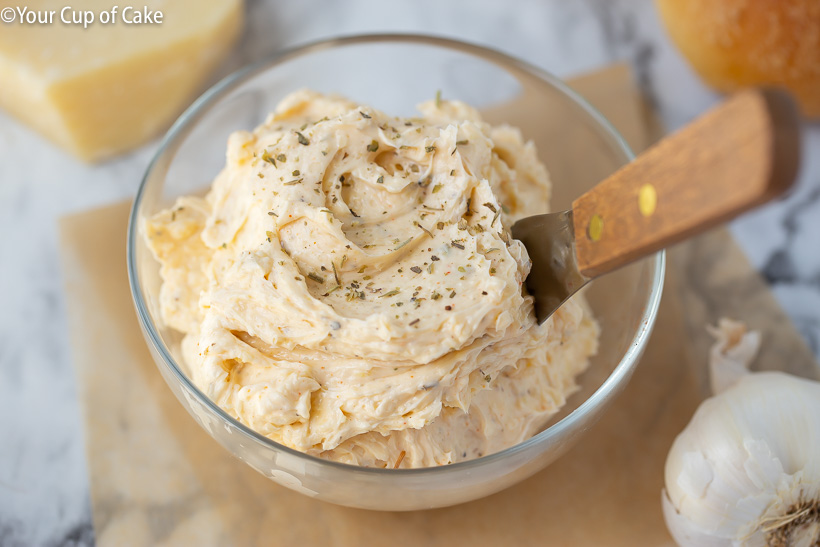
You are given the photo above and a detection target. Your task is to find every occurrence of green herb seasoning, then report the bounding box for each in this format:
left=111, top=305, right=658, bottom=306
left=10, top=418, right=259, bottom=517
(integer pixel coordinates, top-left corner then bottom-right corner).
left=332, top=262, right=341, bottom=285
left=261, top=150, right=276, bottom=166
left=414, top=222, right=433, bottom=238
left=394, top=238, right=412, bottom=251
left=492, top=209, right=501, bottom=226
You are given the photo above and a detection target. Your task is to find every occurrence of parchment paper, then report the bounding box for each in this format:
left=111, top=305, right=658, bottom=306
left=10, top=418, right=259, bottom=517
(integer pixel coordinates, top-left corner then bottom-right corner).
left=60, top=64, right=818, bottom=546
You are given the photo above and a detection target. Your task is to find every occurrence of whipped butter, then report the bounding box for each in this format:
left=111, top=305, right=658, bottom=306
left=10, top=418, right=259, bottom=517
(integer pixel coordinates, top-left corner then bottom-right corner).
left=145, top=90, right=599, bottom=468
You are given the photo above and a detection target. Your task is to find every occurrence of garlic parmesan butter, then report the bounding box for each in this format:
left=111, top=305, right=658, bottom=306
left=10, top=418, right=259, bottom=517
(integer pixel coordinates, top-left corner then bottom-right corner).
left=144, top=90, right=599, bottom=468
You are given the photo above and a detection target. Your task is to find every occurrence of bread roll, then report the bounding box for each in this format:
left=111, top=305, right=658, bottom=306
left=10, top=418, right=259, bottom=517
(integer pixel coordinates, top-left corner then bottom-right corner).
left=657, top=0, right=820, bottom=118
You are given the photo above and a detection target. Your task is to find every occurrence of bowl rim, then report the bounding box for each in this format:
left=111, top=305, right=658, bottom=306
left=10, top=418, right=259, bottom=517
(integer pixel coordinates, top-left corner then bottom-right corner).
left=127, top=33, right=665, bottom=476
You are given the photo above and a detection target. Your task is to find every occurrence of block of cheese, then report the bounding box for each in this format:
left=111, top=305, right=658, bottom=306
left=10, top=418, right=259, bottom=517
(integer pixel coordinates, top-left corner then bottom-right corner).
left=0, top=1, right=243, bottom=162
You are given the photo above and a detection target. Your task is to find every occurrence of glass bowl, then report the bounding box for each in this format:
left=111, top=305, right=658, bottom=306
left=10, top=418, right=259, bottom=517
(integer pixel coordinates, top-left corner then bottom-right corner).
left=127, top=34, right=664, bottom=511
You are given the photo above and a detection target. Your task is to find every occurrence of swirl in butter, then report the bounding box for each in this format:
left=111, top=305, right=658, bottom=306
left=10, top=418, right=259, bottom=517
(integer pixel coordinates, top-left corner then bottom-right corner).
left=144, top=90, right=599, bottom=468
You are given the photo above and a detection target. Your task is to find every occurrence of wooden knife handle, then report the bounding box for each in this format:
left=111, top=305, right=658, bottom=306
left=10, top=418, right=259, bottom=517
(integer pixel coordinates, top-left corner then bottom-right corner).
left=572, top=88, right=801, bottom=278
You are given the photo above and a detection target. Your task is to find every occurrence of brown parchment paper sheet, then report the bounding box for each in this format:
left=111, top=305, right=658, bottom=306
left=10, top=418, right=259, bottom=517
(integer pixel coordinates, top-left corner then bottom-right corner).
left=60, top=64, right=819, bottom=546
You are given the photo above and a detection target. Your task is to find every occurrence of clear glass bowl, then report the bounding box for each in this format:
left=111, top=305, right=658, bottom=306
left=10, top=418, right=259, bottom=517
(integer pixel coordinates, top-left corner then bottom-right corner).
left=127, top=34, right=664, bottom=511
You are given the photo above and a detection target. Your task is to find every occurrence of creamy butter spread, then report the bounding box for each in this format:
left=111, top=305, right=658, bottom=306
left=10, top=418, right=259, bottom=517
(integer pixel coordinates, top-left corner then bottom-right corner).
left=145, top=90, right=599, bottom=468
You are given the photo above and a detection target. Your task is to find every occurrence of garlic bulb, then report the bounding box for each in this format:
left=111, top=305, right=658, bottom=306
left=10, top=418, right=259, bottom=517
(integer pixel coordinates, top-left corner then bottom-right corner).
left=663, top=319, right=820, bottom=547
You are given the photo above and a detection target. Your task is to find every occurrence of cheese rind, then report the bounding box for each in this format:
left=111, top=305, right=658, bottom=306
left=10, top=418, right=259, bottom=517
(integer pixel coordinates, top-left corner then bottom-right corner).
left=0, top=1, right=243, bottom=162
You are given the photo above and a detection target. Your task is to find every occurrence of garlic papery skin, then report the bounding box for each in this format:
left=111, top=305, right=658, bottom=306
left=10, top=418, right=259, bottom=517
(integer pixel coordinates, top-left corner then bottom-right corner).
left=706, top=319, right=760, bottom=394
left=662, top=321, right=820, bottom=547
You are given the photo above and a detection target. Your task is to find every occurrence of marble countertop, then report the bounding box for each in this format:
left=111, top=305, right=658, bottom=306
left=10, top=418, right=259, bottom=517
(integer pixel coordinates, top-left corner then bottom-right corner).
left=1, top=0, right=817, bottom=544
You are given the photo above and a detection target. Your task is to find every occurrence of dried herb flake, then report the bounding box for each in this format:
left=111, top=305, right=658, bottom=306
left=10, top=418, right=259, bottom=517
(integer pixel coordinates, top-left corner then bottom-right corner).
left=307, top=272, right=325, bottom=283
left=261, top=150, right=276, bottom=166
left=394, top=238, right=412, bottom=251
left=332, top=262, right=340, bottom=286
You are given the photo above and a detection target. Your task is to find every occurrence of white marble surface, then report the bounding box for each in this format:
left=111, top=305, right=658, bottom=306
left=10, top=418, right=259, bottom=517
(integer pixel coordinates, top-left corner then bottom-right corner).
left=0, top=0, right=817, bottom=544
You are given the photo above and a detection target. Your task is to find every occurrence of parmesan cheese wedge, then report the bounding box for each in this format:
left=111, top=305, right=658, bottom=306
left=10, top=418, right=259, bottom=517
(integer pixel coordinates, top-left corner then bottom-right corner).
left=0, top=1, right=243, bottom=162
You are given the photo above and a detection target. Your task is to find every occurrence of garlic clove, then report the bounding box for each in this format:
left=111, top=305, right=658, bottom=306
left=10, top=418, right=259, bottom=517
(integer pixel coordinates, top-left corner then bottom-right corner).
left=662, top=489, right=732, bottom=546
left=706, top=318, right=760, bottom=394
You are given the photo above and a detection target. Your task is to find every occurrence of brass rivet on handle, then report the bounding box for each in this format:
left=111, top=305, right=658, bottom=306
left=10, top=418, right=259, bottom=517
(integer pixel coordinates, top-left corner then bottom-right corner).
left=587, top=214, right=603, bottom=241
left=638, top=183, right=657, bottom=217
